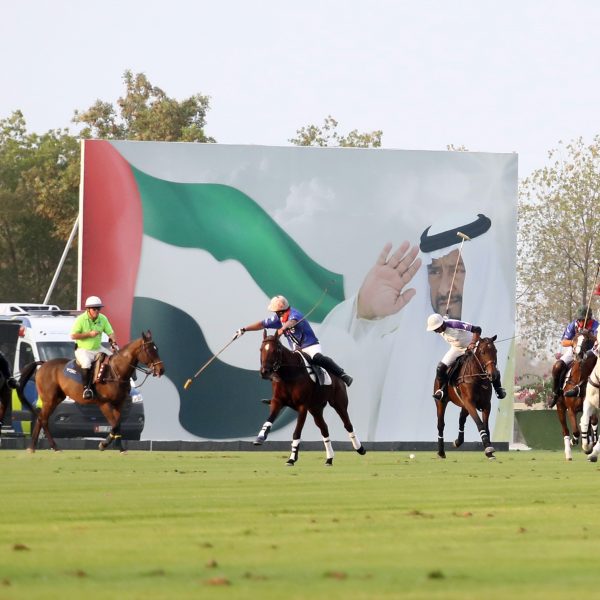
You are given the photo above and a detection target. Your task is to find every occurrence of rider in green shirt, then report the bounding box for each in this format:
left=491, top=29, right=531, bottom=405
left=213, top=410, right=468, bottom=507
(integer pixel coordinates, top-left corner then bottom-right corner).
left=71, top=296, right=118, bottom=399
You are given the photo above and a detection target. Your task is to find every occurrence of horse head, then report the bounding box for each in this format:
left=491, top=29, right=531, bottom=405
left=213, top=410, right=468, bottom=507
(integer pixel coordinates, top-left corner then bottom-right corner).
left=572, top=330, right=595, bottom=360
left=137, top=330, right=165, bottom=377
left=475, top=335, right=499, bottom=381
left=260, top=330, right=283, bottom=380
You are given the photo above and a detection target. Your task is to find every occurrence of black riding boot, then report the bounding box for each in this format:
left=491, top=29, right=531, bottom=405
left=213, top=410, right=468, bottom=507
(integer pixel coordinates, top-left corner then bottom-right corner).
left=492, top=375, right=506, bottom=399
left=549, top=360, right=567, bottom=408
left=81, top=368, right=94, bottom=399
left=312, top=353, right=353, bottom=387
left=433, top=362, right=448, bottom=400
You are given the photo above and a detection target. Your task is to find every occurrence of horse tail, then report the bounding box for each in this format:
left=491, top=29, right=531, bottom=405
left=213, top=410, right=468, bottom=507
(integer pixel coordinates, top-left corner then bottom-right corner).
left=16, top=361, right=44, bottom=415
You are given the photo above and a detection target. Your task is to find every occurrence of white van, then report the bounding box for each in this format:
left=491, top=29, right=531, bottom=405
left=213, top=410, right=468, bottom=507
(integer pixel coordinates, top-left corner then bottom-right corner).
left=0, top=305, right=144, bottom=439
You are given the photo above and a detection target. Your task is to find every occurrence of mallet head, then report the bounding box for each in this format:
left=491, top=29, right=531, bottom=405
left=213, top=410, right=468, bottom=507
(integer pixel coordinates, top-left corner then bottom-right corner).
left=456, top=231, right=471, bottom=241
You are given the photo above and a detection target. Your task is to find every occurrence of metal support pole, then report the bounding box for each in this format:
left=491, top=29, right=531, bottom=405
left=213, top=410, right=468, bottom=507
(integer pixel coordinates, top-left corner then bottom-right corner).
left=43, top=216, right=79, bottom=305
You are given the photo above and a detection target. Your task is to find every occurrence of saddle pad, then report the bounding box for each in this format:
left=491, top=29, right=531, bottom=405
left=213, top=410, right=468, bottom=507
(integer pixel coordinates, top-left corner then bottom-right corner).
left=63, top=359, right=83, bottom=384
left=296, top=352, right=332, bottom=386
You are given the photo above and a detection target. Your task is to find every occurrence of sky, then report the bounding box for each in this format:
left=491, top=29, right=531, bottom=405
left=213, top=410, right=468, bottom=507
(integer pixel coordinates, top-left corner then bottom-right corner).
left=2, top=0, right=600, bottom=179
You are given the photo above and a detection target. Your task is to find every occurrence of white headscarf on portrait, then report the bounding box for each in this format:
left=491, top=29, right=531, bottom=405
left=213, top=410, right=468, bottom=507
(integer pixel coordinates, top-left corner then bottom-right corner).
left=374, top=212, right=513, bottom=441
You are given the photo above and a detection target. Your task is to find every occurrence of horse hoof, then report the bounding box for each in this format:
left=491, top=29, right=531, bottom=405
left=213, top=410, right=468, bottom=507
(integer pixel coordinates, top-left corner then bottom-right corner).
left=120, top=449, right=128, bottom=455
left=253, top=437, right=265, bottom=446
left=27, top=448, right=35, bottom=454
left=487, top=454, right=496, bottom=461
left=99, top=442, right=106, bottom=451
left=437, top=452, right=446, bottom=459
left=285, top=460, right=295, bottom=466
left=485, top=446, right=496, bottom=457
left=453, top=440, right=462, bottom=448
left=325, top=458, right=333, bottom=466
left=357, top=446, right=366, bottom=455
left=588, top=455, right=598, bottom=463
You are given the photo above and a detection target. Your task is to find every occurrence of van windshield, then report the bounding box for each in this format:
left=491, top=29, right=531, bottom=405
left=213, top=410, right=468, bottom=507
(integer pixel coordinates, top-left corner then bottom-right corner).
left=37, top=342, right=75, bottom=361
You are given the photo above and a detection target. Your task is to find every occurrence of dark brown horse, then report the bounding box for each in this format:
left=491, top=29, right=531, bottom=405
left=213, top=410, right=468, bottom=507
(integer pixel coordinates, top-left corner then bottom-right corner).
left=556, top=330, right=597, bottom=460
left=254, top=331, right=366, bottom=466
left=18, top=331, right=164, bottom=453
left=435, top=336, right=500, bottom=460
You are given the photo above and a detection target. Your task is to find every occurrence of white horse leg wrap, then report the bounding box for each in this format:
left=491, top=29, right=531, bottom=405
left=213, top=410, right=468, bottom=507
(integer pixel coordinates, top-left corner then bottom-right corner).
left=323, top=437, right=334, bottom=459
left=289, top=438, right=300, bottom=461
left=348, top=431, right=361, bottom=450
left=564, top=435, right=572, bottom=460
left=259, top=421, right=272, bottom=435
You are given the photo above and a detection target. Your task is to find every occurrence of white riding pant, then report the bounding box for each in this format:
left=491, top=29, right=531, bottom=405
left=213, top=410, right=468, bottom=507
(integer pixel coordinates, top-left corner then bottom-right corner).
left=441, top=346, right=466, bottom=367
left=75, top=348, right=102, bottom=369
left=300, top=343, right=322, bottom=359
left=559, top=347, right=574, bottom=366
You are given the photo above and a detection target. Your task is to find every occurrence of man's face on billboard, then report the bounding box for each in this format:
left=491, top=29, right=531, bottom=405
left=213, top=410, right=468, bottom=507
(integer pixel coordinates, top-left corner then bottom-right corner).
left=427, top=248, right=465, bottom=319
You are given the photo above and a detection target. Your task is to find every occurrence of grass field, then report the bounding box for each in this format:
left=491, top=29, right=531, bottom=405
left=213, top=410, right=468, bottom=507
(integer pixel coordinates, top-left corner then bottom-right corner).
left=0, top=447, right=598, bottom=599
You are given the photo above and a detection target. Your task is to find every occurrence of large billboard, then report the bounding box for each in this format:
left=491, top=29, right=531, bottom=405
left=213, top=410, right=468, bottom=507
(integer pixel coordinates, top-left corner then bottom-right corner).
left=80, top=140, right=517, bottom=442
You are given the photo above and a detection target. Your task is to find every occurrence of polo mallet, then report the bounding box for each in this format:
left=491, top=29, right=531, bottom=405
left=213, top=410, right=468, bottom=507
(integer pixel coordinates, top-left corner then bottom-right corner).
left=183, top=333, right=239, bottom=390
left=443, top=231, right=470, bottom=317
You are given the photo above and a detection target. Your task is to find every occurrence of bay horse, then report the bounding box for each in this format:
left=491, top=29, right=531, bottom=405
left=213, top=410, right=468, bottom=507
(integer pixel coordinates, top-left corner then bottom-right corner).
left=17, top=331, right=164, bottom=453
left=254, top=331, right=366, bottom=466
left=555, top=330, right=597, bottom=460
left=435, top=336, right=500, bottom=460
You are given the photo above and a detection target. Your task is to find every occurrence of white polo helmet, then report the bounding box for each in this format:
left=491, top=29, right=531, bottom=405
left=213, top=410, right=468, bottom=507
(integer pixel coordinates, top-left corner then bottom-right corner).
left=426, top=313, right=444, bottom=331
left=268, top=295, right=290, bottom=312
left=85, top=295, right=104, bottom=308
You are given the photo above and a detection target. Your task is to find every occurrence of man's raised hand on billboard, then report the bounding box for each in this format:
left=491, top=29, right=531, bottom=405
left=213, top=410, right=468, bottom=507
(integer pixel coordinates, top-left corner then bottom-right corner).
left=356, top=241, right=421, bottom=320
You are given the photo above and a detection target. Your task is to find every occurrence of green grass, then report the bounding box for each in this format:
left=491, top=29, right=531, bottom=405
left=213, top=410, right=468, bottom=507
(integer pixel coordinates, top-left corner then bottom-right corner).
left=0, top=448, right=598, bottom=599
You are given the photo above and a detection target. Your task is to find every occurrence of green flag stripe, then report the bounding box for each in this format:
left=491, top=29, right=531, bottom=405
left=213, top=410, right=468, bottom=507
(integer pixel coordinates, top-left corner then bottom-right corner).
left=132, top=166, right=344, bottom=320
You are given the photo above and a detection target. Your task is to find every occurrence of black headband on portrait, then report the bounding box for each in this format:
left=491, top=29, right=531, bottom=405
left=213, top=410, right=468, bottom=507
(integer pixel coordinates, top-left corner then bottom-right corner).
left=419, top=213, right=492, bottom=253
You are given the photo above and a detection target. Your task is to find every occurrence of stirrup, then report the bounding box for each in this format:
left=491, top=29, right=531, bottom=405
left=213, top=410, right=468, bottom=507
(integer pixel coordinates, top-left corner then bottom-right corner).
left=83, top=387, right=94, bottom=399
left=433, top=389, right=444, bottom=400
left=495, top=387, right=506, bottom=399
left=6, top=377, right=18, bottom=390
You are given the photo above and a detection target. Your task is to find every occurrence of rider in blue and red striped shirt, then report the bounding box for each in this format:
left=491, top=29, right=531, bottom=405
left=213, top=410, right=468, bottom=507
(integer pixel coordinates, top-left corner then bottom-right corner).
left=237, top=295, right=353, bottom=387
left=550, top=305, right=599, bottom=408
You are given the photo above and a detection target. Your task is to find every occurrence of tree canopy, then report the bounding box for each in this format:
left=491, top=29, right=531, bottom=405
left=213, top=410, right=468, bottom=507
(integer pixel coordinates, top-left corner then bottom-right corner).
left=73, top=71, right=215, bottom=143
left=518, top=136, right=600, bottom=357
left=289, top=115, right=382, bottom=148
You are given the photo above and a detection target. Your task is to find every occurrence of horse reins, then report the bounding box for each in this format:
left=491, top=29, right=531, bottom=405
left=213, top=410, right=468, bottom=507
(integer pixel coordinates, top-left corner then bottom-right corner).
left=102, top=341, right=163, bottom=388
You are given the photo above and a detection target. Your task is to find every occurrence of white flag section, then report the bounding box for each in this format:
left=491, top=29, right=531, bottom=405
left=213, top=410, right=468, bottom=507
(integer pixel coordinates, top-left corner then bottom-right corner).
left=82, top=141, right=517, bottom=442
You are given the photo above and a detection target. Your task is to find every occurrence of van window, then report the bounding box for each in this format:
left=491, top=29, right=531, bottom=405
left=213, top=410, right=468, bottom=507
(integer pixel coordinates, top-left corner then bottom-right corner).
left=19, top=342, right=35, bottom=370
left=38, top=342, right=75, bottom=361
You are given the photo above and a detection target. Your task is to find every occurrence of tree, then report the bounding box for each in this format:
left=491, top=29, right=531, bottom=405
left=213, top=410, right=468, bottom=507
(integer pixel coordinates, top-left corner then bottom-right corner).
left=518, top=136, right=600, bottom=358
left=73, top=70, right=215, bottom=142
left=0, top=111, right=79, bottom=306
left=289, top=115, right=382, bottom=148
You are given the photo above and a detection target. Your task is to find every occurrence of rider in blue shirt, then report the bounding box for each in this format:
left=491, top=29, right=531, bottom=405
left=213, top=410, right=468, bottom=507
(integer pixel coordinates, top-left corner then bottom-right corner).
left=550, top=305, right=599, bottom=408
left=237, top=295, right=353, bottom=386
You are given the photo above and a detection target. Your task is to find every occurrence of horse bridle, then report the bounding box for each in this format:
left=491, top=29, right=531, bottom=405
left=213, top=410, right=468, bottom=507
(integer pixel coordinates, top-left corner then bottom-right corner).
left=262, top=338, right=283, bottom=374
left=104, top=340, right=163, bottom=386
left=468, top=340, right=496, bottom=381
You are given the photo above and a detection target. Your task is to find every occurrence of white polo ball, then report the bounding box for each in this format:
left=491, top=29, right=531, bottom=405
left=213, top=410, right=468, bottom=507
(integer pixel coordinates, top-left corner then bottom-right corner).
left=409, top=453, right=415, bottom=459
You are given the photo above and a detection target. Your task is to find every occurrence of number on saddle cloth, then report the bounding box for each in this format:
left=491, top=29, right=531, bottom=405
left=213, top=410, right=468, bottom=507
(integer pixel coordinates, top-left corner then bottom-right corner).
left=297, top=351, right=332, bottom=386
left=64, top=354, right=109, bottom=385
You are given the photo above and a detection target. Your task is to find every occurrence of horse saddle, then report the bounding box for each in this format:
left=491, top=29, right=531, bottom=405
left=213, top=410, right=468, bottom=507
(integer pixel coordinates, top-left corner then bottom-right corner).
left=296, top=352, right=332, bottom=386
left=64, top=353, right=110, bottom=385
